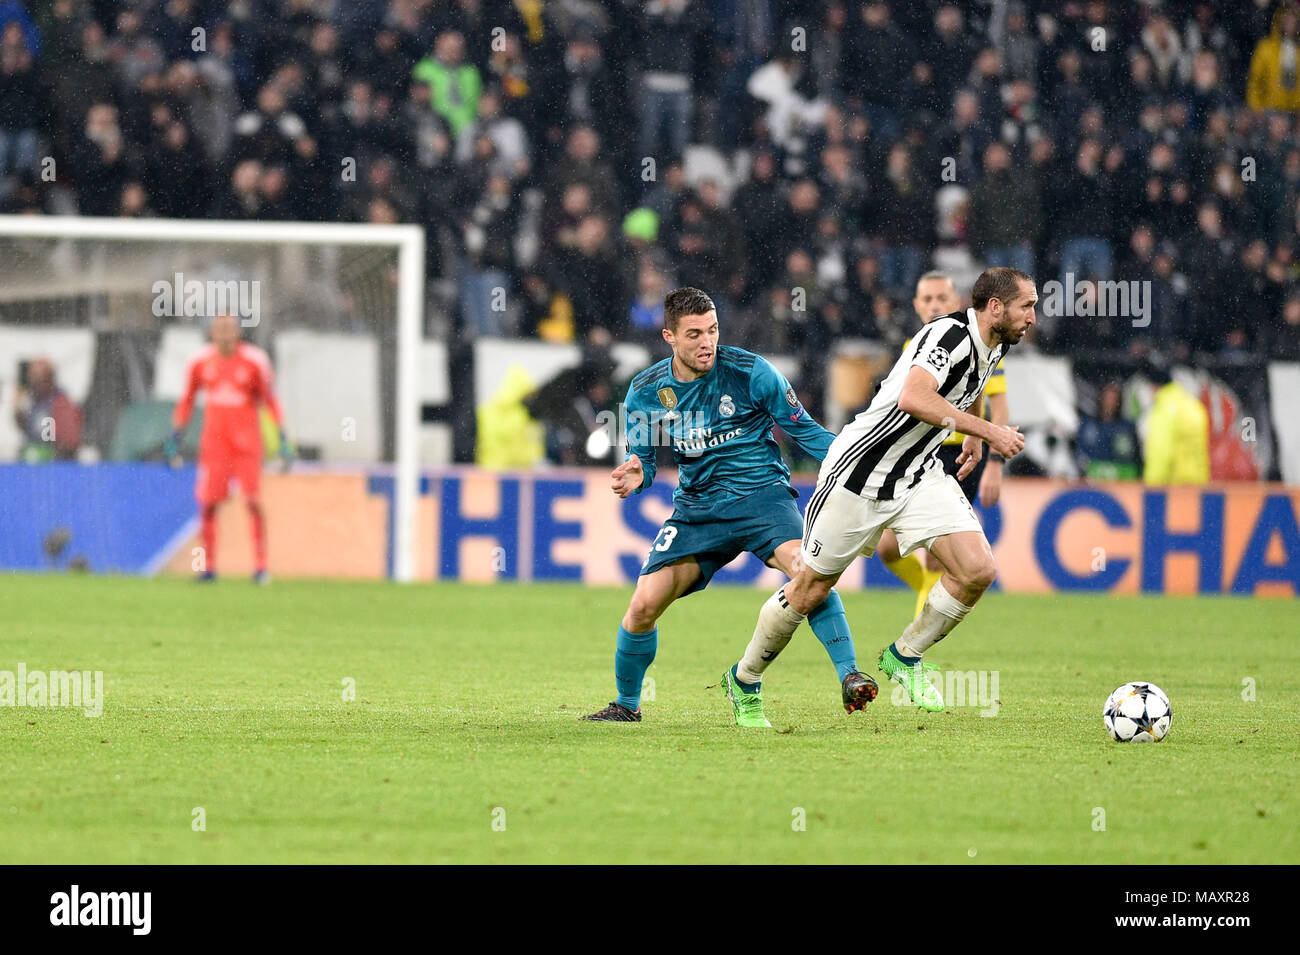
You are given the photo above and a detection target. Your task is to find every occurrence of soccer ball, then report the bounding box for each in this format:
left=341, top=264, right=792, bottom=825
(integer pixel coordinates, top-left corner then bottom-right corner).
left=1103, top=682, right=1172, bottom=743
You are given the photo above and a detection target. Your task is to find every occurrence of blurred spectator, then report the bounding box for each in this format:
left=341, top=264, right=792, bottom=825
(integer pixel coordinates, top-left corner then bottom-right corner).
left=0, top=22, right=41, bottom=188
left=211, top=158, right=263, bottom=219
left=145, top=115, right=209, bottom=218
left=998, top=2, right=1039, bottom=82
left=637, top=0, right=704, bottom=163
left=1055, top=139, right=1114, bottom=286
left=548, top=214, right=626, bottom=342
left=732, top=150, right=783, bottom=294
left=1271, top=289, right=1300, bottom=359
left=1076, top=382, right=1141, bottom=480
left=1247, top=2, right=1300, bottom=112
left=548, top=22, right=629, bottom=166
left=456, top=89, right=529, bottom=178
left=458, top=171, right=519, bottom=337
left=412, top=31, right=480, bottom=138
left=627, top=253, right=671, bottom=345
left=233, top=84, right=308, bottom=166
left=868, top=143, right=932, bottom=301
left=71, top=103, right=133, bottom=217
left=1183, top=201, right=1237, bottom=351
left=716, top=0, right=775, bottom=149
left=1141, top=14, right=1184, bottom=92
left=841, top=1, right=913, bottom=142
left=524, top=349, right=619, bottom=466
left=924, top=5, right=979, bottom=113
left=13, top=357, right=82, bottom=462
left=1142, top=365, right=1210, bottom=485
left=0, top=1, right=38, bottom=56
left=746, top=49, right=828, bottom=158
left=104, top=8, right=164, bottom=90
left=545, top=125, right=618, bottom=221
left=967, top=142, right=1037, bottom=275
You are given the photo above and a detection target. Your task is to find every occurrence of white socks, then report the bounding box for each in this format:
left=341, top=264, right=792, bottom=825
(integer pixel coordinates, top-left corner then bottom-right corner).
left=736, top=588, right=805, bottom=684
left=894, top=579, right=972, bottom=658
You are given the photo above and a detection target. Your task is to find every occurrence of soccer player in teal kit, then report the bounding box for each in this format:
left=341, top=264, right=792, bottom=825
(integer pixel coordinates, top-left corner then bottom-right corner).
left=582, top=288, right=878, bottom=726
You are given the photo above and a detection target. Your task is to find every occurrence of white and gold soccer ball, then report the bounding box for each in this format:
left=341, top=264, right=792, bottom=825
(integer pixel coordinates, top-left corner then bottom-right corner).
left=1103, top=682, right=1172, bottom=743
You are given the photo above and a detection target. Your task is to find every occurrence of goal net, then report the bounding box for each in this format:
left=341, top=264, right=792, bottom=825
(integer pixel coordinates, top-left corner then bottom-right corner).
left=0, top=216, right=427, bottom=581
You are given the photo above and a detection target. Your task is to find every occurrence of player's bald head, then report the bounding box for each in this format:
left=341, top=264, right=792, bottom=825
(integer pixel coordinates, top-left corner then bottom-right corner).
left=913, top=271, right=960, bottom=323
left=209, top=313, right=241, bottom=353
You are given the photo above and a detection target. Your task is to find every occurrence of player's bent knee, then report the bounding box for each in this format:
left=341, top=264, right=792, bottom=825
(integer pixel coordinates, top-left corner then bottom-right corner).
left=625, top=591, right=667, bottom=631
left=963, top=558, right=997, bottom=594
left=787, top=568, right=835, bottom=614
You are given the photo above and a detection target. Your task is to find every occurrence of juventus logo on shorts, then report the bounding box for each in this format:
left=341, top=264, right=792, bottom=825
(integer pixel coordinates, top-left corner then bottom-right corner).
left=809, top=540, right=823, bottom=557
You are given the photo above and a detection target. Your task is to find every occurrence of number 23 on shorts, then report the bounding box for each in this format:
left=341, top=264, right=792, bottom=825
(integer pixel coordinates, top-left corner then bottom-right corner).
left=652, top=526, right=678, bottom=552
left=641, top=525, right=678, bottom=570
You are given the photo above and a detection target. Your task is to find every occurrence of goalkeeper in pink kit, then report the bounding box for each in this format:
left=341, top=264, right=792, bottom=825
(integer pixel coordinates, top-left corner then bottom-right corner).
left=169, top=314, right=290, bottom=582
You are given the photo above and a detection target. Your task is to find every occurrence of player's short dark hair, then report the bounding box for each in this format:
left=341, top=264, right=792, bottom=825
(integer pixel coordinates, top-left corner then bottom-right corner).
left=664, top=287, right=716, bottom=331
left=971, top=267, right=1034, bottom=310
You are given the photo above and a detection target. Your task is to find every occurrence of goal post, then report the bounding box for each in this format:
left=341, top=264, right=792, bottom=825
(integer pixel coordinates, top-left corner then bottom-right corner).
left=0, top=215, right=426, bottom=582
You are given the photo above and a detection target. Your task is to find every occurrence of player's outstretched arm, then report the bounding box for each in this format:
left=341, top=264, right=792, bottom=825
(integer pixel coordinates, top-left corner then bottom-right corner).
left=898, top=367, right=1024, bottom=460
left=172, top=356, right=201, bottom=432
left=614, top=388, right=657, bottom=495
left=749, top=355, right=834, bottom=460
left=166, top=356, right=203, bottom=465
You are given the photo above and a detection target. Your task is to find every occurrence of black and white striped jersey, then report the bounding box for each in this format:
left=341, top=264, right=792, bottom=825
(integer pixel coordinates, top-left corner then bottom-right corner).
left=822, top=308, right=1007, bottom=501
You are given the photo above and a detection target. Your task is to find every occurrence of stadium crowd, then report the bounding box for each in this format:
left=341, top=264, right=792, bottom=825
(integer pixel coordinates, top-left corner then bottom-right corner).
left=3, top=1, right=1298, bottom=366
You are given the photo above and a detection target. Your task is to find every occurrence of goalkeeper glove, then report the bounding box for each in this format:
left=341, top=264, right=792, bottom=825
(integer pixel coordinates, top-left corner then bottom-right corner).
left=278, top=429, right=294, bottom=471
left=163, top=430, right=183, bottom=467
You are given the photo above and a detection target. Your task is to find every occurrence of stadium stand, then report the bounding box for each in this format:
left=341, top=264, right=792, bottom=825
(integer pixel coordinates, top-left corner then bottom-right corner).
left=0, top=0, right=1296, bottom=478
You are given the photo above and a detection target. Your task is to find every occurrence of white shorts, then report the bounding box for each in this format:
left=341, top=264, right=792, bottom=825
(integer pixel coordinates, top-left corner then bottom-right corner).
left=800, top=465, right=984, bottom=576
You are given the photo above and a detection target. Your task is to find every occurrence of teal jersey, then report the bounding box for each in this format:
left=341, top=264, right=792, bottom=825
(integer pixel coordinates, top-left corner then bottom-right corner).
left=623, top=346, right=834, bottom=511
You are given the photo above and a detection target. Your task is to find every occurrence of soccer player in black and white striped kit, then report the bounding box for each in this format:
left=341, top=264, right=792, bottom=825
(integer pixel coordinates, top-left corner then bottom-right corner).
left=727, top=267, right=1036, bottom=712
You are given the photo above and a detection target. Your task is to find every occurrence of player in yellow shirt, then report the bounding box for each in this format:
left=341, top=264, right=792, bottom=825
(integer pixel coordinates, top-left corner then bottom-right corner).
left=875, top=271, right=1009, bottom=616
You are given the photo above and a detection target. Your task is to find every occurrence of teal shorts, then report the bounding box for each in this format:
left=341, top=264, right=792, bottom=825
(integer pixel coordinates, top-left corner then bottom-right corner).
left=639, top=483, right=803, bottom=596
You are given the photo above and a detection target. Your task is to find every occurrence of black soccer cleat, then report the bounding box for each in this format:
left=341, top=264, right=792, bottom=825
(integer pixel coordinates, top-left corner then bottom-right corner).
left=581, top=701, right=643, bottom=722
left=841, top=669, right=879, bottom=714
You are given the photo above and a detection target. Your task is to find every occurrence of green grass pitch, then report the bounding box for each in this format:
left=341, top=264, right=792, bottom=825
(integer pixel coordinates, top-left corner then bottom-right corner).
left=1, top=574, right=1296, bottom=864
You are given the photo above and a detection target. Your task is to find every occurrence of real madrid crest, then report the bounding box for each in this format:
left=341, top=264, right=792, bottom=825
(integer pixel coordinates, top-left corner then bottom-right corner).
left=719, top=394, right=735, bottom=417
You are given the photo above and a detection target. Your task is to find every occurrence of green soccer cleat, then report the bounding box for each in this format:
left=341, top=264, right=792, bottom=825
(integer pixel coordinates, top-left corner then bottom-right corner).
left=877, top=646, right=945, bottom=712
left=721, top=667, right=771, bottom=728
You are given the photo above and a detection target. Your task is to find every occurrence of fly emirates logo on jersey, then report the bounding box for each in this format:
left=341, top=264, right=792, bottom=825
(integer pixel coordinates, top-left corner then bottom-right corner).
left=674, top=423, right=744, bottom=457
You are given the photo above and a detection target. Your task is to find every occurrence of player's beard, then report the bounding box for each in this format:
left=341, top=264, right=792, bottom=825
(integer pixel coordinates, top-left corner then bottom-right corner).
left=992, top=317, right=1024, bottom=346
